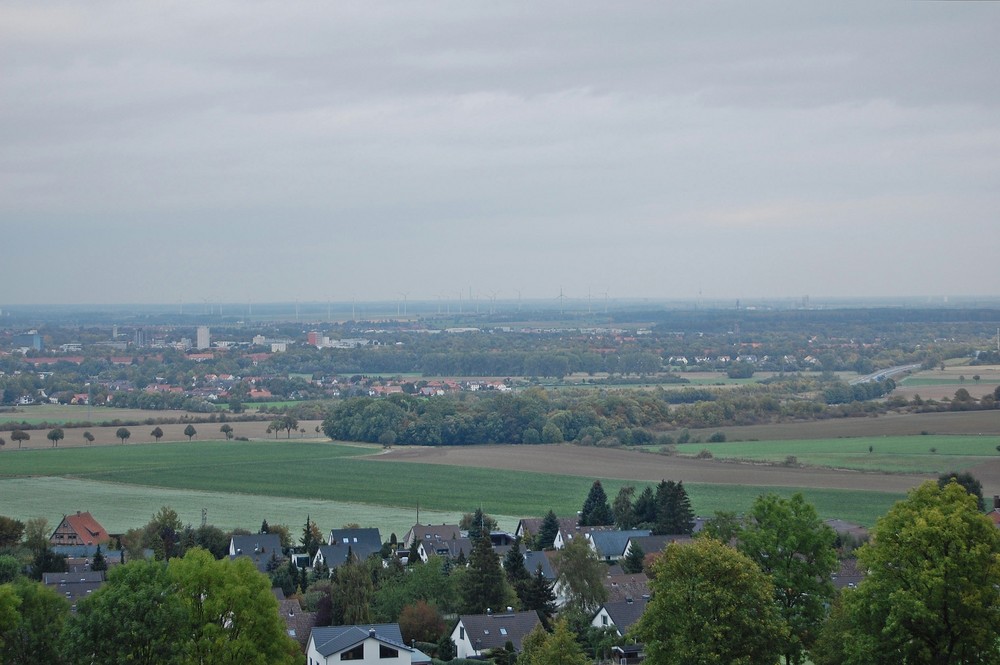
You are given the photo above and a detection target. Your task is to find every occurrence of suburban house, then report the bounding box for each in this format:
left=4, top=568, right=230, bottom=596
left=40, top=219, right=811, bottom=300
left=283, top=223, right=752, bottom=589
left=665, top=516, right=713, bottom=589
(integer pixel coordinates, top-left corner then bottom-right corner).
left=278, top=596, right=317, bottom=651
left=515, top=516, right=578, bottom=547
left=623, top=534, right=693, bottom=561
left=229, top=533, right=284, bottom=572
left=313, top=528, right=383, bottom=570
left=43, top=571, right=106, bottom=612
left=403, top=523, right=461, bottom=549
left=591, top=597, right=649, bottom=636
left=604, top=571, right=650, bottom=603
left=451, top=610, right=542, bottom=659
left=522, top=550, right=557, bottom=581
left=553, top=524, right=616, bottom=550
left=587, top=529, right=652, bottom=562
left=417, top=536, right=473, bottom=563
left=306, top=624, right=431, bottom=665
left=49, top=511, right=111, bottom=547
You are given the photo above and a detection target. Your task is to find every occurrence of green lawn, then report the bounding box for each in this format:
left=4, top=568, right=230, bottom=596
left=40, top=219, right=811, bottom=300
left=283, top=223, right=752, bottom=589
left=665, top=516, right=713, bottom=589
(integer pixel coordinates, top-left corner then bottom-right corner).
left=1, top=440, right=903, bottom=527
left=672, top=435, right=1000, bottom=473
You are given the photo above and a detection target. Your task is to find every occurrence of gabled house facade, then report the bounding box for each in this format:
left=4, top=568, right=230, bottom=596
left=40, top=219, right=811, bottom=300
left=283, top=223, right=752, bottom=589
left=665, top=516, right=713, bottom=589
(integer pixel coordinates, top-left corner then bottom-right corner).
left=313, top=528, right=383, bottom=570
left=49, top=511, right=110, bottom=547
left=307, top=624, right=430, bottom=665
left=451, top=610, right=542, bottom=659
left=229, top=533, right=284, bottom=572
left=591, top=597, right=648, bottom=636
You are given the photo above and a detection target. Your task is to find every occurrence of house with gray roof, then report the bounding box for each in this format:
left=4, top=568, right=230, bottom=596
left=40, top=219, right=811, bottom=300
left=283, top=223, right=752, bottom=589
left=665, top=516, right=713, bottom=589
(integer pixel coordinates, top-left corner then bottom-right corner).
left=587, top=529, right=651, bottom=562
left=451, top=610, right=542, bottom=659
left=592, top=597, right=649, bottom=636
left=229, top=533, right=283, bottom=572
left=307, top=624, right=430, bottom=665
left=313, top=528, right=383, bottom=570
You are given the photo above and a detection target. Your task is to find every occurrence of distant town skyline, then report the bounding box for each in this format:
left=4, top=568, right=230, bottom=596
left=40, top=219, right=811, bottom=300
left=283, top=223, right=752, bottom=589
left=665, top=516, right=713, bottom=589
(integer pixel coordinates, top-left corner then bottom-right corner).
left=2, top=2, right=998, bottom=304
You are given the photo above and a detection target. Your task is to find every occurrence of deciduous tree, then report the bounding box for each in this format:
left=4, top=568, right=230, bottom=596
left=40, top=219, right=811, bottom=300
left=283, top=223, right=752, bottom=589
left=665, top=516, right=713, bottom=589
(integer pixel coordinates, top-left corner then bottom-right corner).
left=150, top=426, right=163, bottom=442
left=633, top=538, right=786, bottom=665
left=11, top=430, right=29, bottom=448
left=46, top=428, right=63, bottom=447
left=169, top=548, right=300, bottom=664
left=553, top=534, right=607, bottom=618
left=838, top=481, right=1000, bottom=664
left=62, top=559, right=187, bottom=665
left=183, top=424, right=197, bottom=441
left=738, top=493, right=837, bottom=665
left=116, top=427, right=131, bottom=444
left=0, top=579, right=69, bottom=665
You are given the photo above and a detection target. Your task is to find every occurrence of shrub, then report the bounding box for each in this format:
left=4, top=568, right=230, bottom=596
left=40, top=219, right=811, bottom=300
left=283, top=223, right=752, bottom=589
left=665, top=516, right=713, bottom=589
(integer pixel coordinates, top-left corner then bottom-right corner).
left=708, top=432, right=726, bottom=443
left=696, top=449, right=713, bottom=459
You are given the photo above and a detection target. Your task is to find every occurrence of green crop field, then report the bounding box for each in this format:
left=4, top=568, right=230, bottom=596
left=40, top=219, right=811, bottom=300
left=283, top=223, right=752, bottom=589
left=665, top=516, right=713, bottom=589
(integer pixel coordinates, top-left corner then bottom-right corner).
left=0, top=404, right=191, bottom=425
left=672, top=435, right=1000, bottom=473
left=1, top=440, right=903, bottom=527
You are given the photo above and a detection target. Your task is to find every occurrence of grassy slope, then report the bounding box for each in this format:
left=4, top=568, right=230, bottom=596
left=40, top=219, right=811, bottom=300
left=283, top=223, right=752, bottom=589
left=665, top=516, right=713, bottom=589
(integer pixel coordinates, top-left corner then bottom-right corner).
left=1, top=440, right=903, bottom=526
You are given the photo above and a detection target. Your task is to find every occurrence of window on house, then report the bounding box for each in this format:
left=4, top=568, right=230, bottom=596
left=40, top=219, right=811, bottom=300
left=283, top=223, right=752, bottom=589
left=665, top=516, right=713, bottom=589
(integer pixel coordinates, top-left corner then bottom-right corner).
left=500, top=628, right=507, bottom=636
left=602, top=615, right=608, bottom=626
left=343, top=537, right=349, bottom=543
left=340, top=644, right=364, bottom=660
left=379, top=645, right=398, bottom=658
left=459, top=627, right=465, bottom=640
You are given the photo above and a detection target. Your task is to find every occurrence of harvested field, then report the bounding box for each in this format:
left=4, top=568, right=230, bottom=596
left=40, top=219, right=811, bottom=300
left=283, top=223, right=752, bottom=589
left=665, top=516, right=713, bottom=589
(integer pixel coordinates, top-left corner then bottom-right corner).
left=376, top=444, right=932, bottom=494
left=0, top=420, right=325, bottom=449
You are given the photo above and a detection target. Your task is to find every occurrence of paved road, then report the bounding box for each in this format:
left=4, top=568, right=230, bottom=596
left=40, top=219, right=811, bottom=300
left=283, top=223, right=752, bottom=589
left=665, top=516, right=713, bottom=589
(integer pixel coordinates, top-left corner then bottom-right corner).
left=849, top=363, right=923, bottom=385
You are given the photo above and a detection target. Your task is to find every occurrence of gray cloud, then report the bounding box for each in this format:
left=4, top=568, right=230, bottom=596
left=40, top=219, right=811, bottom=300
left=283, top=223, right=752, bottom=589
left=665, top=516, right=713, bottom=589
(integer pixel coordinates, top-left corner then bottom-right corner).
left=1, top=1, right=998, bottom=304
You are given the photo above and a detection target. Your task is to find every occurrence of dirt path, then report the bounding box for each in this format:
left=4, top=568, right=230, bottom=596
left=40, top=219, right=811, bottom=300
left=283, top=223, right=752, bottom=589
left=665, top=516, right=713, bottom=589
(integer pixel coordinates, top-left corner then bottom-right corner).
left=375, top=444, right=933, bottom=493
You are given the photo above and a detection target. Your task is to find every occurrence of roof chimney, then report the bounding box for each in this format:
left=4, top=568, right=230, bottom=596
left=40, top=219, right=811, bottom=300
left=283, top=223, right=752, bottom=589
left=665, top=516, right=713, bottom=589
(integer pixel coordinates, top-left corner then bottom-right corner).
left=486, top=608, right=492, bottom=615
left=369, top=628, right=376, bottom=637
left=506, top=606, right=513, bottom=613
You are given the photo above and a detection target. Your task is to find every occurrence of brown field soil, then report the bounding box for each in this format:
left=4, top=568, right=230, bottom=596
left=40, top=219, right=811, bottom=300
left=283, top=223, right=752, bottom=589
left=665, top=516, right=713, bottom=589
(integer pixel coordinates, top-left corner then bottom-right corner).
left=0, top=420, right=325, bottom=450
left=686, top=410, right=1000, bottom=442
left=375, top=444, right=933, bottom=493
left=894, top=384, right=1000, bottom=401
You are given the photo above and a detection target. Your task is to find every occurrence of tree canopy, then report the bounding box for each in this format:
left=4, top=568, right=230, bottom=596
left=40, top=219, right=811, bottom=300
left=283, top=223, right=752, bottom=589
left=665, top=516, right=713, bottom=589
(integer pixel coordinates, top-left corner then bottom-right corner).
left=835, top=481, right=1000, bottom=664
left=633, top=538, right=787, bottom=665
left=579, top=480, right=614, bottom=527
left=738, top=493, right=837, bottom=665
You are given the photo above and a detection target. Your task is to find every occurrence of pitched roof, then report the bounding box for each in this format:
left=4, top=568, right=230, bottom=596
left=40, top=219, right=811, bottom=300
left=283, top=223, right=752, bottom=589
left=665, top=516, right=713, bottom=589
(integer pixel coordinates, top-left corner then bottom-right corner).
left=322, top=528, right=383, bottom=566
left=421, top=537, right=473, bottom=560
left=603, top=572, right=650, bottom=603
left=599, top=598, right=649, bottom=633
left=523, top=551, right=557, bottom=580
left=589, top=530, right=651, bottom=559
left=49, top=512, right=110, bottom=547
left=230, top=533, right=284, bottom=572
left=831, top=558, right=865, bottom=590
left=405, top=523, right=461, bottom=547
left=310, top=624, right=409, bottom=658
left=628, top=534, right=693, bottom=556
left=458, top=610, right=542, bottom=652
left=279, top=598, right=317, bottom=650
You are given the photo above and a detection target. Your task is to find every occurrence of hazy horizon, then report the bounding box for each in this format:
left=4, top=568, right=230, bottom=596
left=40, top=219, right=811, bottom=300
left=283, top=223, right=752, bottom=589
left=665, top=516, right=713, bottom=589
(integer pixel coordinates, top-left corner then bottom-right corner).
left=2, top=2, right=998, bottom=304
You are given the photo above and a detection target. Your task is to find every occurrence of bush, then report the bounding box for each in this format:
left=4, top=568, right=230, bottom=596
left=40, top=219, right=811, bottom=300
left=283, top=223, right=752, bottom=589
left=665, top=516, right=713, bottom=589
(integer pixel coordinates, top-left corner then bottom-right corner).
left=783, top=455, right=798, bottom=467
left=696, top=449, right=713, bottom=459
left=708, top=432, right=726, bottom=443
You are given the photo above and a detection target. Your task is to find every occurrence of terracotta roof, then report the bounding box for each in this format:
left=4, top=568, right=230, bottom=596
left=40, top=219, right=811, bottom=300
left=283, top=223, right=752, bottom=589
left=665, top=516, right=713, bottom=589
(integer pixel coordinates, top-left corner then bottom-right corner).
left=50, top=512, right=110, bottom=547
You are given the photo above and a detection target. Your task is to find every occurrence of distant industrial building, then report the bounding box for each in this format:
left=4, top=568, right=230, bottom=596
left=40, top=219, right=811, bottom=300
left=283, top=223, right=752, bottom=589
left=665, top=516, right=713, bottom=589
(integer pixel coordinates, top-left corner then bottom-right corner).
left=13, top=330, right=43, bottom=351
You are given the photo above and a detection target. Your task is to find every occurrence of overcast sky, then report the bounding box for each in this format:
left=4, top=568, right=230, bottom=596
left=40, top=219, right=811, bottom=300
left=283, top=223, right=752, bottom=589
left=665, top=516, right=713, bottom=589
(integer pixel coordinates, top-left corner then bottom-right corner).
left=2, top=2, right=998, bottom=306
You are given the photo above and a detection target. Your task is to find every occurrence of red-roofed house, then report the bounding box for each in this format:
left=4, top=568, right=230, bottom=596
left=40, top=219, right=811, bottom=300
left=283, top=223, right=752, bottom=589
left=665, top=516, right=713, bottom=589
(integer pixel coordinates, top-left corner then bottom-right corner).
left=49, top=511, right=111, bottom=547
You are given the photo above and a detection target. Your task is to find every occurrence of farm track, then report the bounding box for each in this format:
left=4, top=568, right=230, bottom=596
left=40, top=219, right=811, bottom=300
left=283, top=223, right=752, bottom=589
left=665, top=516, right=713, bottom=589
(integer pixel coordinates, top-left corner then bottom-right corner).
left=375, top=444, right=934, bottom=493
